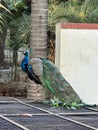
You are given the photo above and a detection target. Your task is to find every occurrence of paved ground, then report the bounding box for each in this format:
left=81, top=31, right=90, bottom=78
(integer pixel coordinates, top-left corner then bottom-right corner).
left=0, top=96, right=98, bottom=130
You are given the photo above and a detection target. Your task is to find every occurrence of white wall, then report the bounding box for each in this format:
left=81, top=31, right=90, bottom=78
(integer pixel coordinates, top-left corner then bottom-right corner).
left=55, top=23, right=98, bottom=104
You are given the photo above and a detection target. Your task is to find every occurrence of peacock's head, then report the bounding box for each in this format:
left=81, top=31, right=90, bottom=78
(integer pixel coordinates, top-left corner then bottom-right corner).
left=22, top=50, right=28, bottom=55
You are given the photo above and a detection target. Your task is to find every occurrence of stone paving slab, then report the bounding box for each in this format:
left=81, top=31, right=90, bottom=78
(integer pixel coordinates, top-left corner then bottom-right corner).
left=0, top=96, right=97, bottom=130
left=7, top=115, right=91, bottom=130
left=0, top=117, right=22, bottom=130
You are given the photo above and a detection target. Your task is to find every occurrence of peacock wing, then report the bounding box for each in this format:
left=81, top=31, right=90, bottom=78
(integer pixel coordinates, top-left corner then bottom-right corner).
left=27, top=58, right=43, bottom=84
left=29, top=58, right=43, bottom=76
left=41, top=59, right=81, bottom=104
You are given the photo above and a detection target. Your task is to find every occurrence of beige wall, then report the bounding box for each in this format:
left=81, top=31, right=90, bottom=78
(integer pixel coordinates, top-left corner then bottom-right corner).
left=55, top=23, right=98, bottom=104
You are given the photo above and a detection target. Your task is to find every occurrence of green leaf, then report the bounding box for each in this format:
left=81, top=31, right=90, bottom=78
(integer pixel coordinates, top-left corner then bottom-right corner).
left=0, top=3, right=11, bottom=14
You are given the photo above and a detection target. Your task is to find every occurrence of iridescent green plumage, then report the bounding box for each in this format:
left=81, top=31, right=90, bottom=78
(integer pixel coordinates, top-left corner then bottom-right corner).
left=40, top=59, right=81, bottom=104
left=21, top=52, right=81, bottom=104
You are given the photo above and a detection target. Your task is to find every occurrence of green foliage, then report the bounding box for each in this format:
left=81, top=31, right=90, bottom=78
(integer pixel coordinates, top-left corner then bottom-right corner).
left=56, top=0, right=98, bottom=23
left=6, top=13, right=30, bottom=80
left=48, top=0, right=98, bottom=39
left=50, top=99, right=60, bottom=107
left=4, top=0, right=30, bottom=81
left=48, top=0, right=66, bottom=38
left=4, top=0, right=28, bottom=17
left=0, top=3, right=11, bottom=33
left=63, top=101, right=84, bottom=110
left=82, top=0, right=98, bottom=23
left=50, top=99, right=84, bottom=109
left=5, top=0, right=30, bottom=50
left=0, top=14, right=6, bottom=33
left=0, top=3, right=11, bottom=13
left=50, top=98, right=96, bottom=110
left=7, top=13, right=30, bottom=50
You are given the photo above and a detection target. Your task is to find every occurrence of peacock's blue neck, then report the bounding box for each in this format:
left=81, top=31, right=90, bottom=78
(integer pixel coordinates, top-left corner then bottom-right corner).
left=21, top=53, right=29, bottom=73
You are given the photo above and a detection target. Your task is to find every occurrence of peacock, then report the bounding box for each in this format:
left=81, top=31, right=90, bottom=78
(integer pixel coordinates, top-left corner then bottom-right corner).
left=21, top=50, right=81, bottom=104
left=21, top=50, right=42, bottom=84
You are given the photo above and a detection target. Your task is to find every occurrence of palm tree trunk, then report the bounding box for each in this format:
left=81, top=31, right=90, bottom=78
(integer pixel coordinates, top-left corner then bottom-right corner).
left=28, top=0, right=48, bottom=101
left=30, top=0, right=48, bottom=58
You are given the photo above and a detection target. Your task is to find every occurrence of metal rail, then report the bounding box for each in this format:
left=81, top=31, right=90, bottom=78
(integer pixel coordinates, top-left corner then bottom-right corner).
left=9, top=97, right=98, bottom=130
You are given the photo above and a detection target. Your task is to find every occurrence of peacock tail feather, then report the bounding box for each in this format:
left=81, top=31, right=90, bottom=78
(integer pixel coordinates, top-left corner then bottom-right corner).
left=40, top=59, right=81, bottom=104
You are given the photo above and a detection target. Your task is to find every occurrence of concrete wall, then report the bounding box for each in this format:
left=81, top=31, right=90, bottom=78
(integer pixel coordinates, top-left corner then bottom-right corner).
left=55, top=23, right=98, bottom=104
left=4, top=49, right=24, bottom=64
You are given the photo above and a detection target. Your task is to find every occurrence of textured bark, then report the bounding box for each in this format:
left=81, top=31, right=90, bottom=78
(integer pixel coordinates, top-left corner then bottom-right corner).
left=48, top=39, right=55, bottom=63
left=0, top=0, right=7, bottom=65
left=30, top=0, right=48, bottom=58
left=0, top=28, right=7, bottom=65
left=0, top=37, right=4, bottom=62
left=28, top=0, right=48, bottom=101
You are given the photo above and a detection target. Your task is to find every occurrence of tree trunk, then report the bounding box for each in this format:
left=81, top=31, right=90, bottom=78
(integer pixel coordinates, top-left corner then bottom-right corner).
left=0, top=0, right=7, bottom=65
left=30, top=0, right=48, bottom=58
left=28, top=0, right=48, bottom=101
left=0, top=32, right=6, bottom=64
